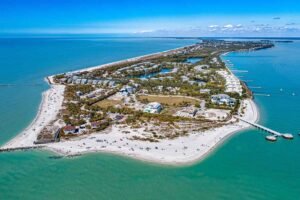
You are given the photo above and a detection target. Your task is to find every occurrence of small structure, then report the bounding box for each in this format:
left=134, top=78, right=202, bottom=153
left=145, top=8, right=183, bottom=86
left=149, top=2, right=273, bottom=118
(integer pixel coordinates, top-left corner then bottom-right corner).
left=200, top=89, right=211, bottom=94
left=266, top=135, right=277, bottom=142
left=63, top=125, right=77, bottom=134
left=211, top=94, right=236, bottom=106
left=282, top=133, right=294, bottom=140
left=120, top=85, right=136, bottom=96
left=76, top=91, right=83, bottom=96
left=143, top=102, right=162, bottom=114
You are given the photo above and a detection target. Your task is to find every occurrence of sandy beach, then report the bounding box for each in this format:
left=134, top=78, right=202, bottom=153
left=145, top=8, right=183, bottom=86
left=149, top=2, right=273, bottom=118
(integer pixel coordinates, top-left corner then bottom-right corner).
left=2, top=84, right=65, bottom=149
left=70, top=44, right=194, bottom=74
left=1, top=77, right=258, bottom=165
left=43, top=99, right=258, bottom=165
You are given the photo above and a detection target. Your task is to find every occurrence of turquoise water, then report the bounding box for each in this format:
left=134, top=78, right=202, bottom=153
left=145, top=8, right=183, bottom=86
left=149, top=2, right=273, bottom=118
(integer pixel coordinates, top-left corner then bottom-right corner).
left=1, top=38, right=300, bottom=199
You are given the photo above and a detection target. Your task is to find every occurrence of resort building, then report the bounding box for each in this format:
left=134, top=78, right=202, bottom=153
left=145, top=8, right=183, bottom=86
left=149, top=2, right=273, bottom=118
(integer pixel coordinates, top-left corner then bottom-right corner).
left=211, top=94, right=236, bottom=106
left=217, top=70, right=243, bottom=95
left=143, top=102, right=162, bottom=114
left=120, top=85, right=136, bottom=96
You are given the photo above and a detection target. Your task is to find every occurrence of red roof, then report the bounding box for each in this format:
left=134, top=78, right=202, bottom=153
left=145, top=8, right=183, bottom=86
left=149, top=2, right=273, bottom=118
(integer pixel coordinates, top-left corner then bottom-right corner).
left=63, top=125, right=76, bottom=131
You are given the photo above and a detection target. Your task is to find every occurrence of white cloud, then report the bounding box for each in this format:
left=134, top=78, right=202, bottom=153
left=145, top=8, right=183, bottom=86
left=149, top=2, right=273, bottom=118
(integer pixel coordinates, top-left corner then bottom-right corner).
left=133, top=29, right=154, bottom=33
left=208, top=25, right=219, bottom=28
left=223, top=24, right=234, bottom=28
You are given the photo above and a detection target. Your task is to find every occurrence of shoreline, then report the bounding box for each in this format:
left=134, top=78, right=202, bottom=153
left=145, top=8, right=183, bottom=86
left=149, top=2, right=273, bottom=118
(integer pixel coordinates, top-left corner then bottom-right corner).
left=43, top=99, right=258, bottom=166
left=66, top=44, right=196, bottom=75
left=1, top=83, right=65, bottom=149
left=1, top=44, right=260, bottom=166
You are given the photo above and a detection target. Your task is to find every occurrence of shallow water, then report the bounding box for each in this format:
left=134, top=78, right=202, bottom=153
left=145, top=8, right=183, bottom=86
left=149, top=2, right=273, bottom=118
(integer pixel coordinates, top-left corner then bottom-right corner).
left=1, top=38, right=300, bottom=199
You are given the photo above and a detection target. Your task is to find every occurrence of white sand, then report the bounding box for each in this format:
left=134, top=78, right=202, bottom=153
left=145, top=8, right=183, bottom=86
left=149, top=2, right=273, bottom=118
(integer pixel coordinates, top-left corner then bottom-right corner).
left=44, top=99, right=258, bottom=165
left=2, top=84, right=65, bottom=149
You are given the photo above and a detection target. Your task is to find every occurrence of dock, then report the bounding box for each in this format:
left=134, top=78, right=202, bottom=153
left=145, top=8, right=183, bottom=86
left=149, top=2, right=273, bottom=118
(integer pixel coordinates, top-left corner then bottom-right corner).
left=235, top=116, right=282, bottom=136
left=231, top=70, right=248, bottom=73
left=253, top=93, right=271, bottom=97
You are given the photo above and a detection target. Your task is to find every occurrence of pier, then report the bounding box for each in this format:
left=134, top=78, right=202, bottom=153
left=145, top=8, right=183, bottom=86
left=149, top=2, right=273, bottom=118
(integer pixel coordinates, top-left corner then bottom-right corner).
left=248, top=86, right=262, bottom=89
left=0, top=146, right=44, bottom=153
left=231, top=70, right=248, bottom=73
left=235, top=116, right=282, bottom=136
left=253, top=93, right=271, bottom=97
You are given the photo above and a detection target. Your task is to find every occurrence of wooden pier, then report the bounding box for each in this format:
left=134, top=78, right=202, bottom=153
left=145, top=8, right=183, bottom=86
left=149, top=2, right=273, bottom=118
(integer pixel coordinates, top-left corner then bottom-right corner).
left=235, top=116, right=282, bottom=136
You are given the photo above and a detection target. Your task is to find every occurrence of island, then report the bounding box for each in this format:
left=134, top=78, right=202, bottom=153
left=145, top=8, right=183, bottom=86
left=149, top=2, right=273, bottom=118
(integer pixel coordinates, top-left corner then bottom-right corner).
left=1, top=40, right=274, bottom=165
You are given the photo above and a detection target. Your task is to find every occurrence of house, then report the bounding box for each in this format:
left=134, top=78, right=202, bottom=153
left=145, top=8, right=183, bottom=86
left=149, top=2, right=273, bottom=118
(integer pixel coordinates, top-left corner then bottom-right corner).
left=92, top=80, right=98, bottom=85
left=87, top=93, right=96, bottom=98
left=103, top=80, right=110, bottom=86
left=81, top=79, right=88, bottom=84
left=211, top=94, right=236, bottom=106
left=120, top=85, right=136, bottom=96
left=75, top=79, right=81, bottom=84
left=143, top=102, right=162, bottom=114
left=63, top=126, right=77, bottom=134
left=200, top=89, right=211, bottom=94
left=59, top=78, right=67, bottom=84
left=108, top=81, right=116, bottom=87
left=76, top=91, right=83, bottom=96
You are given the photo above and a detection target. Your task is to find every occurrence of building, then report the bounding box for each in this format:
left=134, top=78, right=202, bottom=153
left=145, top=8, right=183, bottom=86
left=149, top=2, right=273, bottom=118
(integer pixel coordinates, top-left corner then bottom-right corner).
left=120, top=85, right=136, bottom=96
left=76, top=91, right=83, bottom=96
left=143, top=102, right=162, bottom=113
left=211, top=94, right=236, bottom=106
left=200, top=89, right=211, bottom=94
left=217, top=70, right=243, bottom=96
left=63, top=126, right=77, bottom=134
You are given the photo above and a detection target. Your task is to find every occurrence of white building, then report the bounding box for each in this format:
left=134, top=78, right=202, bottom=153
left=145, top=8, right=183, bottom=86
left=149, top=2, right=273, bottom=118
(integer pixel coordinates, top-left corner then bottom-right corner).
left=211, top=94, right=236, bottom=106
left=120, top=85, right=136, bottom=96
left=217, top=70, right=243, bottom=95
left=143, top=102, right=162, bottom=113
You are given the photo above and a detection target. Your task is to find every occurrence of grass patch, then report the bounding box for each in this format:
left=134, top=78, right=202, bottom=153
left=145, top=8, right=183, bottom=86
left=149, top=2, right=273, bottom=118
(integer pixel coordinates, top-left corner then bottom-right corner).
left=137, top=95, right=200, bottom=106
left=96, top=99, right=122, bottom=108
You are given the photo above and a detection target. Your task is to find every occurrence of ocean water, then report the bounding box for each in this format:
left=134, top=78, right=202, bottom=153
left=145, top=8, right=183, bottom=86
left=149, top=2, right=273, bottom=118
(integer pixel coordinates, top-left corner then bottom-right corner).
left=1, top=38, right=300, bottom=200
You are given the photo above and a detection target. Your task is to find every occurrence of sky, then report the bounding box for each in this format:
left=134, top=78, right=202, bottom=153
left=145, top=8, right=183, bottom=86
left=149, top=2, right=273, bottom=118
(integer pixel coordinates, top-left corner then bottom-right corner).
left=0, top=0, right=300, bottom=37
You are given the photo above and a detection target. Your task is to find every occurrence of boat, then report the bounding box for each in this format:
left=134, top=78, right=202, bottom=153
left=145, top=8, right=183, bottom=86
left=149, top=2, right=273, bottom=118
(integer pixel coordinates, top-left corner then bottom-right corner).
left=282, top=133, right=294, bottom=140
left=265, top=135, right=277, bottom=142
